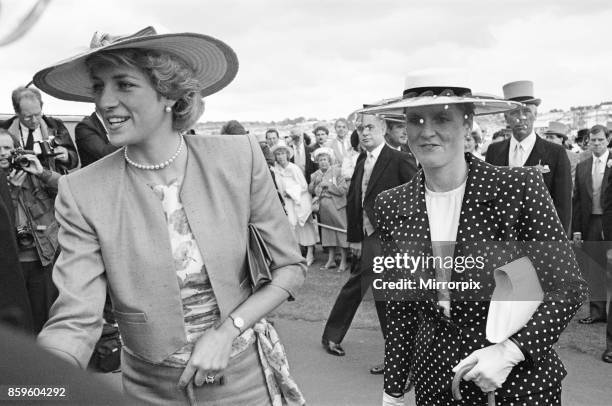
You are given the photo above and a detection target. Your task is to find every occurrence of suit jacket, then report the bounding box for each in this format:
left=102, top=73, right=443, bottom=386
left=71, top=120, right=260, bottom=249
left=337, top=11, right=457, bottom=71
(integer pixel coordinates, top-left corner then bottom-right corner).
left=325, top=137, right=351, bottom=166
left=289, top=141, right=317, bottom=184
left=74, top=113, right=119, bottom=167
left=0, top=180, right=32, bottom=333
left=38, top=134, right=306, bottom=368
left=2, top=115, right=79, bottom=172
left=572, top=155, right=611, bottom=237
left=346, top=145, right=417, bottom=243
left=375, top=154, right=588, bottom=403
left=485, top=135, right=572, bottom=233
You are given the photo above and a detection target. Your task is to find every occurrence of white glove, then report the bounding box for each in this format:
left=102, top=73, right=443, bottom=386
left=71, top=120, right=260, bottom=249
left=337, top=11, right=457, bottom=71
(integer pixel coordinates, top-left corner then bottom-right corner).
left=382, top=391, right=404, bottom=406
left=452, top=340, right=524, bottom=393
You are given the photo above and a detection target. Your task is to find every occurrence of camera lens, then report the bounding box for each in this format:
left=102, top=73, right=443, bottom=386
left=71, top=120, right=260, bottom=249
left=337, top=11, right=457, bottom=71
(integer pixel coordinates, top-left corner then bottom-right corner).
left=16, top=156, right=30, bottom=167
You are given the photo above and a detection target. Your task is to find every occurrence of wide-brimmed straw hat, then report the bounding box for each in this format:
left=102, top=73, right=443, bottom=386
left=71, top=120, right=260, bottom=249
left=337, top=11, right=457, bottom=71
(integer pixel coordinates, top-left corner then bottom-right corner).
left=359, top=69, right=521, bottom=117
left=502, top=80, right=541, bottom=106
left=270, top=142, right=294, bottom=159
left=313, top=147, right=335, bottom=162
left=33, top=26, right=238, bottom=102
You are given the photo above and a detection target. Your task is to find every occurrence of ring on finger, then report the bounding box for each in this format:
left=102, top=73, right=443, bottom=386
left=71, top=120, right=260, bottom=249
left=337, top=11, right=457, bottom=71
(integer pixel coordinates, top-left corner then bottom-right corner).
left=205, top=375, right=215, bottom=384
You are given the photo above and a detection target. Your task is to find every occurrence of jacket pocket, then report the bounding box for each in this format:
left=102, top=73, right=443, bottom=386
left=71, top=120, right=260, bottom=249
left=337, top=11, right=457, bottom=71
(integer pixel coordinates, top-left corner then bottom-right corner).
left=112, top=310, right=147, bottom=324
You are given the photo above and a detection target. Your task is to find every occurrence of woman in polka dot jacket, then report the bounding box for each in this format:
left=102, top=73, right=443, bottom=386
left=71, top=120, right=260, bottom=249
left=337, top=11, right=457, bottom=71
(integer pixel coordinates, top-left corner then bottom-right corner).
left=361, top=74, right=589, bottom=406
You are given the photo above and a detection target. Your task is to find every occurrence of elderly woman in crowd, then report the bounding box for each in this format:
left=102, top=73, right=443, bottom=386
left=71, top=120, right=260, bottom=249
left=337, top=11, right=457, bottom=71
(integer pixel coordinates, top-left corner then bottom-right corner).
left=363, top=74, right=588, bottom=406
left=308, top=147, right=348, bottom=272
left=34, top=27, right=305, bottom=405
left=464, top=129, right=483, bottom=159
left=272, top=142, right=318, bottom=266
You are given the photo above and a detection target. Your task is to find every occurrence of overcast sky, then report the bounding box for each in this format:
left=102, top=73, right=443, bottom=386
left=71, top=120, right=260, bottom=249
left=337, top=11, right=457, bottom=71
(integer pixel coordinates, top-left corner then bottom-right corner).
left=1, top=0, right=611, bottom=122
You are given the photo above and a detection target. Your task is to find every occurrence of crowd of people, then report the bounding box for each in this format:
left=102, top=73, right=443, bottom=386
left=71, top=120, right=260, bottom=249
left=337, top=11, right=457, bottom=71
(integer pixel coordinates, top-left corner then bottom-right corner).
left=0, top=25, right=609, bottom=406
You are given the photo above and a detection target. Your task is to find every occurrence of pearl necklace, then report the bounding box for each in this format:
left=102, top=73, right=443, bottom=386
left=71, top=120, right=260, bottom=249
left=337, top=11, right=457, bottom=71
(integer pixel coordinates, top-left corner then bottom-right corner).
left=124, top=136, right=184, bottom=170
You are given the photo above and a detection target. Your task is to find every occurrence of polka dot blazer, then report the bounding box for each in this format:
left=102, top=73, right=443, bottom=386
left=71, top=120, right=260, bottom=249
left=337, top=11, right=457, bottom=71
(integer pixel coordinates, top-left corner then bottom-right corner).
left=374, top=153, right=588, bottom=405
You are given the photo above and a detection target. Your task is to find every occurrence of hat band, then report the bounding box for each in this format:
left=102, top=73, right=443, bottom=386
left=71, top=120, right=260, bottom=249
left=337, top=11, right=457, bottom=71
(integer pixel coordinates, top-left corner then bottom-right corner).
left=508, top=96, right=536, bottom=103
left=402, top=86, right=472, bottom=99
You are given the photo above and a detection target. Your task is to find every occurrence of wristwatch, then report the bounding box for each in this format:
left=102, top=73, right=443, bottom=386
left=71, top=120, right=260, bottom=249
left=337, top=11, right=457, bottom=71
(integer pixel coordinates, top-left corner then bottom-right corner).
left=228, top=314, right=245, bottom=334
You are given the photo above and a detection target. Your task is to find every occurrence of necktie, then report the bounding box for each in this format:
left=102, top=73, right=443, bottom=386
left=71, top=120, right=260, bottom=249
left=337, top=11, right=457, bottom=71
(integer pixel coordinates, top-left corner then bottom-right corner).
left=362, top=153, right=375, bottom=236
left=593, top=158, right=604, bottom=213
left=512, top=144, right=524, bottom=167
left=25, top=128, right=34, bottom=150
left=361, top=153, right=374, bottom=202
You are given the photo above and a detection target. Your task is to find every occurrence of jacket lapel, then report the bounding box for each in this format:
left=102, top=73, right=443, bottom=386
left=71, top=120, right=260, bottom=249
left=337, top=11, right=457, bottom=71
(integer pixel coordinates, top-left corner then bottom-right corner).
left=497, top=139, right=510, bottom=166
left=602, top=155, right=611, bottom=205
left=583, top=157, right=594, bottom=201
left=364, top=145, right=392, bottom=199
left=524, top=135, right=546, bottom=167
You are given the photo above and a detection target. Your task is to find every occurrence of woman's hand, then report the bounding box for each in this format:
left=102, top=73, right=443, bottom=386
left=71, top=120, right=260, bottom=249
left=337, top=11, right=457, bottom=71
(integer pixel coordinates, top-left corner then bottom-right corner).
left=452, top=341, right=523, bottom=392
left=177, top=321, right=240, bottom=388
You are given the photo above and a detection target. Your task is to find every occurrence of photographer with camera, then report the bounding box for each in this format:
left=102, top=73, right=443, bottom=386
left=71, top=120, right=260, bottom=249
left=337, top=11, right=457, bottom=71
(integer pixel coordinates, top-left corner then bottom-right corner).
left=1, top=87, right=78, bottom=173
left=0, top=128, right=60, bottom=334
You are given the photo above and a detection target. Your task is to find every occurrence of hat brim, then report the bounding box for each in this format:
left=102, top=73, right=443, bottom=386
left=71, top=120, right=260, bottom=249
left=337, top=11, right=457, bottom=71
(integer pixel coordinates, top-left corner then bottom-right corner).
left=271, top=145, right=294, bottom=159
left=358, top=95, right=522, bottom=117
left=33, top=32, right=238, bottom=102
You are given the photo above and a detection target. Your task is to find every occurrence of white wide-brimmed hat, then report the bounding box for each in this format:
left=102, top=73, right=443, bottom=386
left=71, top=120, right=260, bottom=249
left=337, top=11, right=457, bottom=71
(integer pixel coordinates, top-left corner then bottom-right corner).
left=33, top=26, right=239, bottom=102
left=502, top=80, right=541, bottom=106
left=270, top=142, right=294, bottom=159
left=359, top=69, right=521, bottom=117
left=313, top=147, right=335, bottom=162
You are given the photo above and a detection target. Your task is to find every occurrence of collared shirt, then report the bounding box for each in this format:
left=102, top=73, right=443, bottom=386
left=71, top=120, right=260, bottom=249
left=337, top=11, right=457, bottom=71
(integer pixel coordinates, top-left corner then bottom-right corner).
left=19, top=122, right=43, bottom=154
left=361, top=142, right=385, bottom=236
left=591, top=149, right=609, bottom=214
left=386, top=142, right=401, bottom=151
left=508, top=131, right=536, bottom=167
left=292, top=141, right=306, bottom=174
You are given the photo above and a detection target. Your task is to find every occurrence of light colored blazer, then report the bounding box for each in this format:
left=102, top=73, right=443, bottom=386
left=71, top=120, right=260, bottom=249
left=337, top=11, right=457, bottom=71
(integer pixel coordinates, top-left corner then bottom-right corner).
left=38, top=134, right=306, bottom=368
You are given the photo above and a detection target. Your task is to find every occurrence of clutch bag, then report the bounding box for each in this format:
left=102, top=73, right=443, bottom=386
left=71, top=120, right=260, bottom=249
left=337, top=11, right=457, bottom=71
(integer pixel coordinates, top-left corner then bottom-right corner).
left=247, top=224, right=273, bottom=291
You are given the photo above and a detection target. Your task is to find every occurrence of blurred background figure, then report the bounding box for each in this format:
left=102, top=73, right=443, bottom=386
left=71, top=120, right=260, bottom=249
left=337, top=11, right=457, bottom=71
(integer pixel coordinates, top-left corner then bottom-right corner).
left=326, top=118, right=352, bottom=165
left=309, top=147, right=348, bottom=272
left=272, top=142, right=318, bottom=266
left=75, top=110, right=118, bottom=167
left=543, top=121, right=580, bottom=189
left=312, top=125, right=329, bottom=150
left=1, top=86, right=78, bottom=173
left=464, top=130, right=483, bottom=159
left=573, top=124, right=611, bottom=328
left=288, top=127, right=316, bottom=183
left=220, top=119, right=248, bottom=135
left=0, top=128, right=59, bottom=333
left=265, top=128, right=280, bottom=147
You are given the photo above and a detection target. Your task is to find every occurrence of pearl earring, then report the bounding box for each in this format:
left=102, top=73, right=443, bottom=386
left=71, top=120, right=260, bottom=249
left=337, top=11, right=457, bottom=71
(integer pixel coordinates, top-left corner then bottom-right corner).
left=165, top=106, right=172, bottom=113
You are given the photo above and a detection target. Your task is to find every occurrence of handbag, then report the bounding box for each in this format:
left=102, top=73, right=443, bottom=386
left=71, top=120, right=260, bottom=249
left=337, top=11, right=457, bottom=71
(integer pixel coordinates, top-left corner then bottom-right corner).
left=247, top=224, right=273, bottom=292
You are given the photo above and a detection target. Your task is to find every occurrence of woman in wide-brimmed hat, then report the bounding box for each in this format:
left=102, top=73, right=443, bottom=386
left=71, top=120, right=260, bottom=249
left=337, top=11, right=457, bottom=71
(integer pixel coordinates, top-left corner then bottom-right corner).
left=363, top=71, right=588, bottom=406
left=35, top=27, right=305, bottom=405
left=271, top=142, right=318, bottom=266
left=308, top=147, right=349, bottom=272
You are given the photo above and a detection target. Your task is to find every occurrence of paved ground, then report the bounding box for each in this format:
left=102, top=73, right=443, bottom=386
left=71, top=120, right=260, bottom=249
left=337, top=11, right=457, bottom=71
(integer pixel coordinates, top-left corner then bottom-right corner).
left=99, top=316, right=611, bottom=406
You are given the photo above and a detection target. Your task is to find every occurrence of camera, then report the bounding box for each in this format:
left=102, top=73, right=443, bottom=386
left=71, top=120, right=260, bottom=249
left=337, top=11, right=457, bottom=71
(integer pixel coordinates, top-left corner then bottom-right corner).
left=8, top=148, right=35, bottom=171
left=16, top=225, right=35, bottom=249
left=8, top=140, right=61, bottom=172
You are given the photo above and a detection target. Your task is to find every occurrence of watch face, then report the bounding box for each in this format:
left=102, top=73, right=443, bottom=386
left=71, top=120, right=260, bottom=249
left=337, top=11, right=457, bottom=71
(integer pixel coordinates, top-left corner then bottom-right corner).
left=234, top=317, right=245, bottom=328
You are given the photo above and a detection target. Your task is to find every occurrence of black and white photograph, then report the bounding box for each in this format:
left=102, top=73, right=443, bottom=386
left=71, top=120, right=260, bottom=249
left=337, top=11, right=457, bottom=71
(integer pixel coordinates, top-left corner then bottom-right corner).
left=0, top=1, right=611, bottom=405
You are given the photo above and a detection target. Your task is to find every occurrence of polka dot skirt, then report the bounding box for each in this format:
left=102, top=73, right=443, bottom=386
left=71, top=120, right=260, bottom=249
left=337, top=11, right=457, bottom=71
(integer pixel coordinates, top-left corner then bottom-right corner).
left=374, top=154, right=588, bottom=405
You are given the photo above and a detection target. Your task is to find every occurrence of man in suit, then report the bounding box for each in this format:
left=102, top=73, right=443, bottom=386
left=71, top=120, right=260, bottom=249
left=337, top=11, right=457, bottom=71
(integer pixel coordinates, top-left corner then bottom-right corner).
left=75, top=111, right=118, bottom=167
left=1, top=87, right=78, bottom=173
left=485, top=80, right=572, bottom=233
left=326, top=118, right=352, bottom=166
left=573, top=125, right=610, bottom=327
left=542, top=121, right=580, bottom=191
left=321, top=112, right=417, bottom=374
left=311, top=125, right=329, bottom=150
left=288, top=127, right=316, bottom=183
left=0, top=171, right=32, bottom=333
